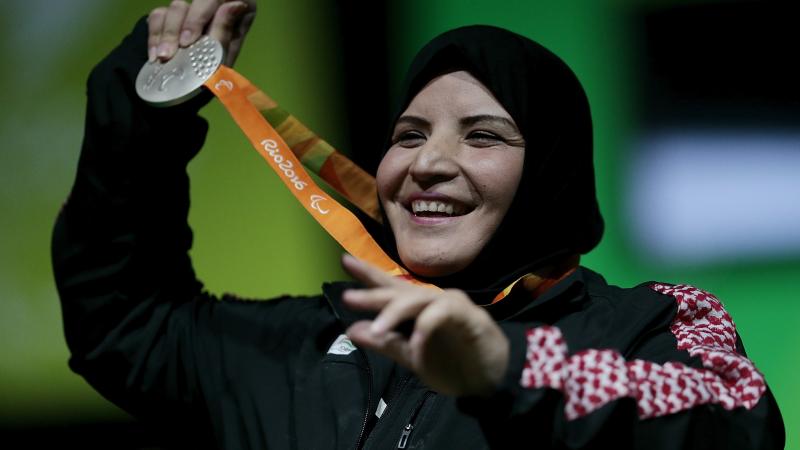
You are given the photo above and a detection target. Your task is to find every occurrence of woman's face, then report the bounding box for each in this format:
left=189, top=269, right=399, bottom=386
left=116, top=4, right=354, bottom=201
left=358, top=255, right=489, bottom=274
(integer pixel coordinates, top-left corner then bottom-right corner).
left=377, top=70, right=526, bottom=277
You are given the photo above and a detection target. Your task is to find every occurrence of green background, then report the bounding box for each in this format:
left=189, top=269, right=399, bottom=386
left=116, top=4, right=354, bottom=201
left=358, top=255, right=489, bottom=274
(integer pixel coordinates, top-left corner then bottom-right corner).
left=1, top=0, right=795, bottom=446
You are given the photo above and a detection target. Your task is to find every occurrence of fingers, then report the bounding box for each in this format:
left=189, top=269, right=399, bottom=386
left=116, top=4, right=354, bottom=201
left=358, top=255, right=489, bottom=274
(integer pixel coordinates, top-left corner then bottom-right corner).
left=343, top=283, right=454, bottom=349
left=346, top=321, right=413, bottom=368
left=225, top=5, right=256, bottom=66
left=147, top=0, right=249, bottom=64
left=340, top=254, right=400, bottom=288
left=341, top=287, right=395, bottom=311
left=412, top=289, right=466, bottom=338
left=341, top=253, right=450, bottom=339
left=370, top=292, right=431, bottom=334
left=344, top=286, right=433, bottom=335
left=409, top=300, right=449, bottom=344
left=346, top=283, right=506, bottom=396
left=208, top=1, right=250, bottom=57
left=179, top=0, right=220, bottom=46
left=409, top=291, right=472, bottom=365
left=158, top=0, right=190, bottom=60
left=147, top=7, right=167, bottom=62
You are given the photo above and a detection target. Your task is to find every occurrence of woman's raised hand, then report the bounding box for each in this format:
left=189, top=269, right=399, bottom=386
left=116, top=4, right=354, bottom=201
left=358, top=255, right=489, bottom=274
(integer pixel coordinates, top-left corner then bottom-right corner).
left=340, top=254, right=510, bottom=397
left=148, top=0, right=257, bottom=66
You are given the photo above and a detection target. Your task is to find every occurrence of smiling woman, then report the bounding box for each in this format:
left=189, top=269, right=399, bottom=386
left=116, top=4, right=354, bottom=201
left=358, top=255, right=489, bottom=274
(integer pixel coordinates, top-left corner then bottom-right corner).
left=377, top=70, right=525, bottom=277
left=51, top=0, right=784, bottom=449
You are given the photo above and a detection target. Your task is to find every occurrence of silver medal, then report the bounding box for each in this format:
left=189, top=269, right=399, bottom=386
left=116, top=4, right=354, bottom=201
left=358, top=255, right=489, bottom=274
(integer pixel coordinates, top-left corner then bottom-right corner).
left=135, top=35, right=224, bottom=107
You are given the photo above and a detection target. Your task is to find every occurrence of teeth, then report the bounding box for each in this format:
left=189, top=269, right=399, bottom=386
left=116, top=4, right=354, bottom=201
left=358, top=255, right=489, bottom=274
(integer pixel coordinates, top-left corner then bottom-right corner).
left=411, top=200, right=463, bottom=216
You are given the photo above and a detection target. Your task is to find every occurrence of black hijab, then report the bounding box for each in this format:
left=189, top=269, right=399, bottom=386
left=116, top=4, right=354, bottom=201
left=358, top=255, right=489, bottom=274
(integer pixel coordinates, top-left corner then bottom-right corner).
left=376, top=25, right=603, bottom=300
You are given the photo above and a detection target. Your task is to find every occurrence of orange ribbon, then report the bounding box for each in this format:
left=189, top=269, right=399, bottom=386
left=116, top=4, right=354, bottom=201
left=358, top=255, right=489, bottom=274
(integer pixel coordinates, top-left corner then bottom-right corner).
left=203, top=65, right=539, bottom=302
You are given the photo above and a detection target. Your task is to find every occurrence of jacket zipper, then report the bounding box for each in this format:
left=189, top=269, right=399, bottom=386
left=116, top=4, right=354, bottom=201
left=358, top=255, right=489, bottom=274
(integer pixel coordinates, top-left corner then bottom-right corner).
left=397, top=391, right=435, bottom=449
left=354, top=347, right=373, bottom=450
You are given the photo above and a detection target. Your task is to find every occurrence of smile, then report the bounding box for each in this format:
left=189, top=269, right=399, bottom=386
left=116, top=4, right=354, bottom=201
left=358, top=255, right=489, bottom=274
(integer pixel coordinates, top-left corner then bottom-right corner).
left=410, top=199, right=469, bottom=217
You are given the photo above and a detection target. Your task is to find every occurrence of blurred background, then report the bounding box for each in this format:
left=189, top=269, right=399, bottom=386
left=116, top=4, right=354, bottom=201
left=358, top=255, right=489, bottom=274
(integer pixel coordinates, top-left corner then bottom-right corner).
left=1, top=0, right=796, bottom=447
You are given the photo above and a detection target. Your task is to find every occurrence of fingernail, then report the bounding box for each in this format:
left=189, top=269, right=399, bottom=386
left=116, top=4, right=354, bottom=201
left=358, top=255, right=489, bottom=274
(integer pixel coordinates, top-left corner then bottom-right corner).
left=148, top=46, right=156, bottom=62
left=157, top=42, right=172, bottom=58
left=370, top=320, right=385, bottom=334
left=179, top=29, right=192, bottom=46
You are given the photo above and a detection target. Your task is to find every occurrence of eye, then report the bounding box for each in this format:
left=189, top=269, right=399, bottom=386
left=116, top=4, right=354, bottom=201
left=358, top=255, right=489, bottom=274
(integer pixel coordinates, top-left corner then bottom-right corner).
left=467, top=131, right=504, bottom=145
left=393, top=130, right=426, bottom=147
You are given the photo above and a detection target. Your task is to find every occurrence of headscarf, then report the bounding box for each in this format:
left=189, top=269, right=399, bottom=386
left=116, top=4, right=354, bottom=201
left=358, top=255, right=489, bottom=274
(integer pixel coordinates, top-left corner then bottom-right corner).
left=376, top=24, right=603, bottom=299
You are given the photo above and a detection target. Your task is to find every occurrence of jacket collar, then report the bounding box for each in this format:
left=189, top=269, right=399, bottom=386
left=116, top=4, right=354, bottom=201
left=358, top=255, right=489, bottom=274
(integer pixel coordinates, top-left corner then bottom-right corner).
left=321, top=280, right=372, bottom=329
left=321, top=266, right=596, bottom=327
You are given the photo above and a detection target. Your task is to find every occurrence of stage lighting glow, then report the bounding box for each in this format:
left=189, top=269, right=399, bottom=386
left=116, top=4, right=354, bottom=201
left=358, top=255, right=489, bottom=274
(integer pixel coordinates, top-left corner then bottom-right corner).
left=627, top=131, right=800, bottom=264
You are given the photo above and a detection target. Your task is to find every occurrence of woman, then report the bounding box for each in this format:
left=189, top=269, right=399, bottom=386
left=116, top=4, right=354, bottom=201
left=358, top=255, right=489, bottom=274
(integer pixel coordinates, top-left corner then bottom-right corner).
left=52, top=1, right=784, bottom=448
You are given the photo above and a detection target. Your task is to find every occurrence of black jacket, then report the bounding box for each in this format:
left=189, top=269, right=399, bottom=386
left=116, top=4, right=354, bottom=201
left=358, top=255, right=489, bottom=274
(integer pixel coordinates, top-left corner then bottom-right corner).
left=51, top=18, right=784, bottom=449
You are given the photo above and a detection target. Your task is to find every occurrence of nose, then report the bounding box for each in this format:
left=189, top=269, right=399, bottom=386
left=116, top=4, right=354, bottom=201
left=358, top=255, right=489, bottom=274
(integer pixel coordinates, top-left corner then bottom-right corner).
left=408, top=134, right=460, bottom=185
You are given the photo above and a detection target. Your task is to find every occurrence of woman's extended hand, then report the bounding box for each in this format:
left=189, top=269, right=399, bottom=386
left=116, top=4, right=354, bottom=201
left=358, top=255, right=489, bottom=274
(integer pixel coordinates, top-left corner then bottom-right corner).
left=341, top=254, right=510, bottom=397
left=147, top=0, right=257, bottom=66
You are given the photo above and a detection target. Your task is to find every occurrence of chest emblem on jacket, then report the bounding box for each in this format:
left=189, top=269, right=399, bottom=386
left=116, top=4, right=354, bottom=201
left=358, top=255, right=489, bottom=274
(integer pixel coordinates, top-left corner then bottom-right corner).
left=327, top=334, right=357, bottom=355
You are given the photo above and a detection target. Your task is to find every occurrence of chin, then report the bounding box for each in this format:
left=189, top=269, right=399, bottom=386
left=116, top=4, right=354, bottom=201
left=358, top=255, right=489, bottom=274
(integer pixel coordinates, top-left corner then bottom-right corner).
left=399, top=249, right=471, bottom=279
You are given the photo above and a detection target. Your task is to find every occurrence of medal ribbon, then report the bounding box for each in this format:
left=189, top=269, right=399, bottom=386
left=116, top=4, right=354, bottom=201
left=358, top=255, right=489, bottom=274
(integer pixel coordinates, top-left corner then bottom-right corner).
left=203, top=66, right=413, bottom=279
left=203, top=65, right=532, bottom=302
left=245, top=87, right=382, bottom=223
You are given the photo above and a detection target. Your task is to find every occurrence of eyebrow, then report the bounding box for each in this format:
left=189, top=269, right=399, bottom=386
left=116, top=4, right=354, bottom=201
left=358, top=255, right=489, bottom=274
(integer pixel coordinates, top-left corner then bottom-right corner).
left=394, top=114, right=520, bottom=133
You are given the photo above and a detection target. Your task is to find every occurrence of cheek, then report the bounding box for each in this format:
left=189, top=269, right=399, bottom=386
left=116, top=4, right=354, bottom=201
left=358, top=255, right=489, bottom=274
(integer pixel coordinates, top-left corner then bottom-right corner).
left=376, top=148, right=410, bottom=201
left=470, top=150, right=525, bottom=207
left=496, top=158, right=525, bottom=206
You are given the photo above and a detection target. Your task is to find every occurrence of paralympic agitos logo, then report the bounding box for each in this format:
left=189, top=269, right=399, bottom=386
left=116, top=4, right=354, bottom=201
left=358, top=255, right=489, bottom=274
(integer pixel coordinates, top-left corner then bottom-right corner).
left=260, top=139, right=308, bottom=191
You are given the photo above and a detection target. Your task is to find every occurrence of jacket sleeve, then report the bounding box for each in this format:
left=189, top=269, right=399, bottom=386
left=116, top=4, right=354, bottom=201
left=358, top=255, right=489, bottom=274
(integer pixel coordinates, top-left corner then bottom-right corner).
left=51, top=17, right=322, bottom=433
left=50, top=15, right=215, bottom=423
left=458, top=284, right=785, bottom=449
